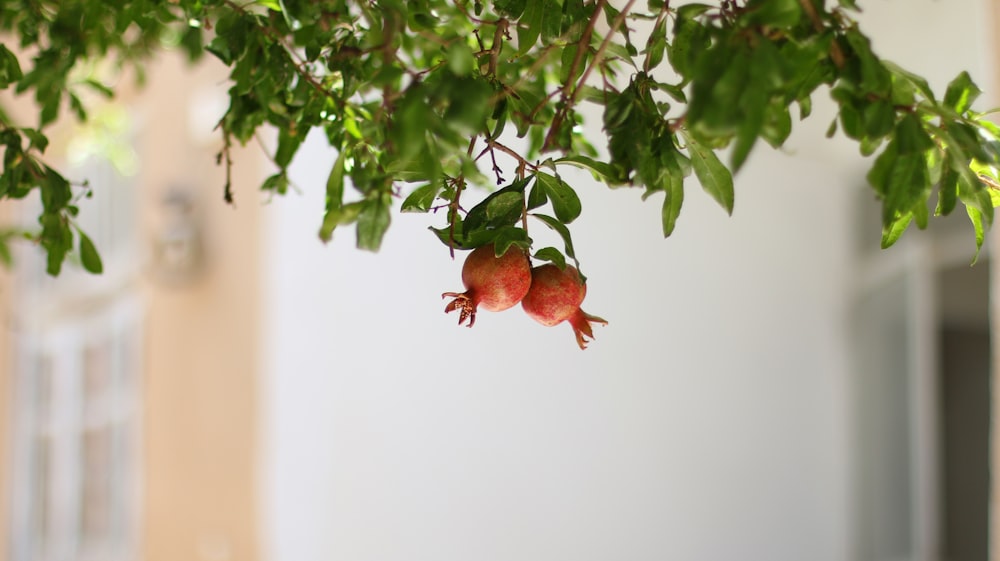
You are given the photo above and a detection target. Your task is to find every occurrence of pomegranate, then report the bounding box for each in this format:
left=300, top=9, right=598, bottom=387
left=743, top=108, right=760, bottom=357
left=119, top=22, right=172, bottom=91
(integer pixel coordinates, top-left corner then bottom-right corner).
left=442, top=243, right=532, bottom=327
left=521, top=264, right=607, bottom=349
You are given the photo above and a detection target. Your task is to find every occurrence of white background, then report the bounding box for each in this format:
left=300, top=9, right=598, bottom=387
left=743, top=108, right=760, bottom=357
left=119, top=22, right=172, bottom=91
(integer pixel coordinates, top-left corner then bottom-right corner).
left=259, top=2, right=994, bottom=560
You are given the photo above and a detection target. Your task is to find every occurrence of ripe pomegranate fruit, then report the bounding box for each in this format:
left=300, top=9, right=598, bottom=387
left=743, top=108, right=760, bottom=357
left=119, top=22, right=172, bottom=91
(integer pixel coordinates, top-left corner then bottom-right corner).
left=521, top=264, right=607, bottom=349
left=442, top=243, right=532, bottom=327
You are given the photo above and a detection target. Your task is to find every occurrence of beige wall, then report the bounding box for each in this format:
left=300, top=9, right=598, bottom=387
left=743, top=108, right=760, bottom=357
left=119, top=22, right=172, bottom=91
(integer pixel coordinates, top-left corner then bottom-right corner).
left=0, top=270, right=11, bottom=561
left=135, top=53, right=262, bottom=561
left=0, top=50, right=263, bottom=561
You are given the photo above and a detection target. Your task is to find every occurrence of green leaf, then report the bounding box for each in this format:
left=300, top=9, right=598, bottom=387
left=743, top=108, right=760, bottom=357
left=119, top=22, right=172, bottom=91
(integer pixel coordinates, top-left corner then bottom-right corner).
left=845, top=29, right=891, bottom=96
left=913, top=198, right=929, bottom=230
left=533, top=246, right=567, bottom=269
left=881, top=212, right=912, bottom=249
left=517, top=0, right=543, bottom=54
left=884, top=61, right=936, bottom=103
left=534, top=172, right=582, bottom=223
left=463, top=178, right=531, bottom=234
left=485, top=191, right=525, bottom=227
left=644, top=18, right=667, bottom=70
left=0, top=44, right=23, bottom=88
left=262, top=172, right=290, bottom=195
left=883, top=151, right=928, bottom=225
left=492, top=226, right=531, bottom=257
left=78, top=230, right=103, bottom=274
left=494, top=0, right=526, bottom=18
left=446, top=42, right=476, bottom=76
left=319, top=150, right=346, bottom=237
left=661, top=167, right=684, bottom=238
left=319, top=201, right=364, bottom=243
left=21, top=128, right=48, bottom=153
left=683, top=132, right=734, bottom=215
left=731, top=84, right=766, bottom=172
left=895, top=113, right=934, bottom=154
left=936, top=162, right=959, bottom=216
left=555, top=155, right=623, bottom=183
left=967, top=205, right=985, bottom=264
left=944, top=71, right=981, bottom=114
left=531, top=212, right=578, bottom=264
left=743, top=0, right=801, bottom=28
left=527, top=181, right=548, bottom=210
left=356, top=195, right=391, bottom=251
left=401, top=183, right=441, bottom=213
left=540, top=0, right=562, bottom=41
left=275, top=127, right=304, bottom=168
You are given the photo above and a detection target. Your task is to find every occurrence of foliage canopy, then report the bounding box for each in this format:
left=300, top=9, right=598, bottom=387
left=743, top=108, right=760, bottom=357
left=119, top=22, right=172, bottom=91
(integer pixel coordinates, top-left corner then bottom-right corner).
left=0, top=0, right=998, bottom=276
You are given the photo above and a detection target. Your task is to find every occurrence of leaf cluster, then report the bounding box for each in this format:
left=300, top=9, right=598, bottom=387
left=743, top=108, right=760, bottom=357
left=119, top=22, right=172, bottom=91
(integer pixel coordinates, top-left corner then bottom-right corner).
left=1, top=0, right=998, bottom=277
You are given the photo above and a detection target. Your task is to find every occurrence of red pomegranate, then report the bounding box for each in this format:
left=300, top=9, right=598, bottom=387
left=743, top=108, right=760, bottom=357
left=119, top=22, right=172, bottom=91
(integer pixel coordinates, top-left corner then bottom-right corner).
left=521, top=264, right=607, bottom=349
left=442, top=243, right=532, bottom=327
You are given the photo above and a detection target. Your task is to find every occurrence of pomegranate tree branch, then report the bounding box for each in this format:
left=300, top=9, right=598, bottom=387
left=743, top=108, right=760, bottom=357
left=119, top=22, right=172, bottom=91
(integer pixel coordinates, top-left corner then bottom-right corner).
left=798, top=0, right=845, bottom=68
left=447, top=136, right=479, bottom=258
left=543, top=0, right=637, bottom=151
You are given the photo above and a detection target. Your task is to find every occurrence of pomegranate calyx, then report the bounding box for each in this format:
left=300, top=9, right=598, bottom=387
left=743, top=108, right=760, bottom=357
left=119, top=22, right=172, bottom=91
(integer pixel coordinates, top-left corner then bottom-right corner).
left=442, top=291, right=477, bottom=327
left=569, top=309, right=608, bottom=350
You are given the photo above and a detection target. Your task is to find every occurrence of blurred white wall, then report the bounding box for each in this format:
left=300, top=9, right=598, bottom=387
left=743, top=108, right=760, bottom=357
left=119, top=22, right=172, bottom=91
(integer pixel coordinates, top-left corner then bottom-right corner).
left=257, top=1, right=992, bottom=560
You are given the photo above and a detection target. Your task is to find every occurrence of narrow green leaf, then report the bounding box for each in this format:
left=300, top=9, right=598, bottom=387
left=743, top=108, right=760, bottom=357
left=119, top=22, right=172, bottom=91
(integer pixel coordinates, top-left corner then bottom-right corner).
left=661, top=175, right=684, bottom=237
left=967, top=205, right=985, bottom=264
left=356, top=196, right=391, bottom=251
left=731, top=85, right=766, bottom=172
left=913, top=198, right=929, bottom=230
left=517, top=0, right=543, bottom=54
left=401, top=183, right=441, bottom=213
left=683, top=132, right=734, bottom=215
left=944, top=71, right=981, bottom=114
left=492, top=226, right=531, bottom=257
left=0, top=237, right=12, bottom=268
left=78, top=230, right=103, bottom=274
left=540, top=0, right=562, bottom=41
left=275, top=127, right=304, bottom=168
left=325, top=151, right=346, bottom=208
left=533, top=246, right=567, bottom=269
left=485, top=191, right=525, bottom=227
left=535, top=172, right=582, bottom=223
left=319, top=201, right=364, bottom=243
left=936, top=162, right=959, bottom=216
left=883, top=151, right=928, bottom=225
left=446, top=42, right=476, bottom=76
left=881, top=212, right=912, bottom=249
left=531, top=212, right=578, bottom=264
left=527, top=180, right=548, bottom=210
left=884, top=61, right=936, bottom=103
left=743, top=0, right=801, bottom=28
left=644, top=18, right=667, bottom=70
left=555, top=155, right=622, bottom=183
left=895, top=113, right=935, bottom=154
left=0, top=44, right=23, bottom=88
left=494, top=0, right=526, bottom=18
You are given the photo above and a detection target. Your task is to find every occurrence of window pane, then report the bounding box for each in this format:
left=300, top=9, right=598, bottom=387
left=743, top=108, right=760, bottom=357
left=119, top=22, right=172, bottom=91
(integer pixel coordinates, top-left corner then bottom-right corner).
left=80, top=427, right=113, bottom=547
left=83, top=339, right=112, bottom=419
left=32, top=436, right=51, bottom=554
left=35, top=354, right=53, bottom=425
